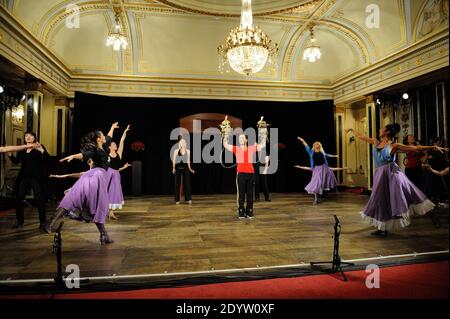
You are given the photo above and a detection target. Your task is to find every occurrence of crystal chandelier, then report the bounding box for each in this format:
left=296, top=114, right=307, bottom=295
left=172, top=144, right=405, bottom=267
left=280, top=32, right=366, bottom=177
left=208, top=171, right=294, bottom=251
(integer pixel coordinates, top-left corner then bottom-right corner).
left=217, top=0, right=278, bottom=76
left=303, top=25, right=321, bottom=62
left=106, top=8, right=128, bottom=51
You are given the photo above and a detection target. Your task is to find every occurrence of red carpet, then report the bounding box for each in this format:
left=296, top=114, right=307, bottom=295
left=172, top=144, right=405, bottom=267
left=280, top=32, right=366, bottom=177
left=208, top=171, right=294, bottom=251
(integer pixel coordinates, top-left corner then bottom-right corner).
left=3, top=261, right=448, bottom=299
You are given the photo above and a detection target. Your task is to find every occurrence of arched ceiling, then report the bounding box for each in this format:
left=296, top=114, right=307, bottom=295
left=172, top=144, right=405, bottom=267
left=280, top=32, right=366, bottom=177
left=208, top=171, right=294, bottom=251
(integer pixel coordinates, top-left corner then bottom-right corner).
left=3, top=0, right=448, bottom=88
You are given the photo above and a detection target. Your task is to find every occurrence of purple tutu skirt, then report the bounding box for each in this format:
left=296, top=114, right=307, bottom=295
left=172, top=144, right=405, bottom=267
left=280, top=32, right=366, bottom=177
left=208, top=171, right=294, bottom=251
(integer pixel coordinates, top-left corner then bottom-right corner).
left=305, top=164, right=337, bottom=195
left=361, top=162, right=435, bottom=231
left=105, top=168, right=124, bottom=210
left=58, top=167, right=109, bottom=224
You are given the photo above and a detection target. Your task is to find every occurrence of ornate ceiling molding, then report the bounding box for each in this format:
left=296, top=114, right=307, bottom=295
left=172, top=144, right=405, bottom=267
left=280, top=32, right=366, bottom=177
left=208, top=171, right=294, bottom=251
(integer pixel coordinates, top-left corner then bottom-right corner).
left=68, top=76, right=333, bottom=101
left=40, top=1, right=110, bottom=45
left=1, top=1, right=448, bottom=104
left=281, top=20, right=371, bottom=81
left=0, top=5, right=70, bottom=95
left=156, top=0, right=321, bottom=17
left=333, top=30, right=448, bottom=103
left=280, top=0, right=337, bottom=80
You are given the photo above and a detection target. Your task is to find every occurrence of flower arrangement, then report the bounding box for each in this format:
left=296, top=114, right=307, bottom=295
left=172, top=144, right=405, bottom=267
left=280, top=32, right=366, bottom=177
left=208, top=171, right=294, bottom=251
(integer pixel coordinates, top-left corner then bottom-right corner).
left=130, top=141, right=145, bottom=152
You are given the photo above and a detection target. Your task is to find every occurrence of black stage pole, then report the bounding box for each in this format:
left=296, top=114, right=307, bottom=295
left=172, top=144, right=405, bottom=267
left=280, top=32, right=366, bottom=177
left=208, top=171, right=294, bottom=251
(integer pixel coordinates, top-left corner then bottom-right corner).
left=310, top=214, right=354, bottom=281
left=53, top=221, right=65, bottom=288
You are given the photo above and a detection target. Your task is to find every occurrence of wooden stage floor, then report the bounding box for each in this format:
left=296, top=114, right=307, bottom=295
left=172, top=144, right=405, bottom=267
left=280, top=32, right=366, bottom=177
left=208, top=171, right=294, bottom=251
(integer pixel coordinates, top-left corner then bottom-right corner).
left=0, top=193, right=448, bottom=281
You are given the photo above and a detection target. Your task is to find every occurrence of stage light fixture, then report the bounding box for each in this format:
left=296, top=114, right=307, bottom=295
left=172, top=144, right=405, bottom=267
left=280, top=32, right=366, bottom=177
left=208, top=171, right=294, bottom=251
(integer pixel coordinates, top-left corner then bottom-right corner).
left=0, top=86, right=4, bottom=94
left=402, top=93, right=409, bottom=100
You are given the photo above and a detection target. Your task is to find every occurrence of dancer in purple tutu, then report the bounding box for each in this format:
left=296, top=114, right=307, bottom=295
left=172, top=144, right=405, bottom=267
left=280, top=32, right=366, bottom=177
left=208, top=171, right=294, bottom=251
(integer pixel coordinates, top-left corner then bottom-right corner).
left=345, top=124, right=447, bottom=236
left=106, top=124, right=131, bottom=220
left=45, top=122, right=120, bottom=244
left=297, top=137, right=339, bottom=205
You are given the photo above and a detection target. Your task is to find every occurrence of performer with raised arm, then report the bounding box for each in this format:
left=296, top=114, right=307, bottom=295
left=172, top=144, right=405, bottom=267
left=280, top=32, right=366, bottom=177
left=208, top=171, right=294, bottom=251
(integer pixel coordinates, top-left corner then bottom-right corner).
left=106, top=124, right=131, bottom=219
left=8, top=132, right=49, bottom=230
left=45, top=122, right=120, bottom=245
left=222, top=117, right=266, bottom=219
left=346, top=124, right=447, bottom=236
left=172, top=136, right=195, bottom=204
left=297, top=137, right=339, bottom=205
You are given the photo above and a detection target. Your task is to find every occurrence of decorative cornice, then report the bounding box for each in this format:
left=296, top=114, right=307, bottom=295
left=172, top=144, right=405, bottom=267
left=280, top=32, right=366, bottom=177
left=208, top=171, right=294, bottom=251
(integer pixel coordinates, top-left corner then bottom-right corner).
left=0, top=6, right=70, bottom=96
left=68, top=79, right=333, bottom=102
left=332, top=28, right=448, bottom=89
left=333, top=34, right=449, bottom=104
left=156, top=0, right=321, bottom=17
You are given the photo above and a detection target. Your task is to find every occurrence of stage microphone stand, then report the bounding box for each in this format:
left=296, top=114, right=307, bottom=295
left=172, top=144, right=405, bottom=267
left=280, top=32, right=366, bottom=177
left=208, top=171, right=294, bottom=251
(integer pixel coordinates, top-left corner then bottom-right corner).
left=310, top=214, right=354, bottom=281
left=53, top=221, right=65, bottom=288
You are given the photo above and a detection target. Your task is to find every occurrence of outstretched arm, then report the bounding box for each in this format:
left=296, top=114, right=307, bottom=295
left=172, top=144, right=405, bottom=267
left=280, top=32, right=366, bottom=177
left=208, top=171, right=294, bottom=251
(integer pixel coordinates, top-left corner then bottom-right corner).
left=392, top=143, right=448, bottom=154
left=107, top=122, right=120, bottom=138
left=118, top=124, right=130, bottom=158
left=0, top=144, right=33, bottom=153
left=50, top=172, right=84, bottom=179
left=294, top=165, right=348, bottom=172
left=294, top=165, right=312, bottom=171
left=60, top=153, right=83, bottom=162
left=345, top=128, right=377, bottom=145
left=119, top=163, right=131, bottom=172
left=329, top=167, right=349, bottom=171
left=297, top=137, right=309, bottom=148
left=425, top=166, right=449, bottom=177
left=223, top=138, right=234, bottom=152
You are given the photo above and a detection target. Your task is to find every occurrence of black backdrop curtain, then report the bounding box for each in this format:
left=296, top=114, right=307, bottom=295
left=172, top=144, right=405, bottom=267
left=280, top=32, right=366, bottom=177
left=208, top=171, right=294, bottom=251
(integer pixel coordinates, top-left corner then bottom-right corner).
left=72, top=92, right=336, bottom=196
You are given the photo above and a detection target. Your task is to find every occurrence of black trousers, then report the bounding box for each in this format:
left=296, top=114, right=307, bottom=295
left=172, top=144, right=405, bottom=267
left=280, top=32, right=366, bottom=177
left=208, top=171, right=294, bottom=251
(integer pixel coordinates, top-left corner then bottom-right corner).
left=254, top=170, right=260, bottom=199
left=15, top=177, right=46, bottom=224
left=174, top=167, right=192, bottom=202
left=237, top=173, right=254, bottom=213
left=258, top=174, right=270, bottom=200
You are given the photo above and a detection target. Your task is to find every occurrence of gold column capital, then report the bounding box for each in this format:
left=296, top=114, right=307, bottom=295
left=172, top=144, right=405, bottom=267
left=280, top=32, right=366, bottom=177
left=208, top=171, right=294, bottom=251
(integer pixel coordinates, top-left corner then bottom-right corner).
left=54, top=96, right=69, bottom=107
left=334, top=103, right=345, bottom=113
left=24, top=80, right=45, bottom=93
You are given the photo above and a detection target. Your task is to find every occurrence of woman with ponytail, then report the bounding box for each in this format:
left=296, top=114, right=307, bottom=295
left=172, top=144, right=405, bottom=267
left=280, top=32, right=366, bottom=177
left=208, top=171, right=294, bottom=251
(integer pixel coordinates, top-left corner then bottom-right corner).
left=45, top=122, right=119, bottom=245
left=346, top=123, right=447, bottom=236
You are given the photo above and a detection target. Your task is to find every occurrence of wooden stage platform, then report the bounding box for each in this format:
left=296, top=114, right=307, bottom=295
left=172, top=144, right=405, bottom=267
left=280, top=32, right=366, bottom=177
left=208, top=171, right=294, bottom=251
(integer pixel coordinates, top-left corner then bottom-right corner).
left=0, top=193, right=448, bottom=282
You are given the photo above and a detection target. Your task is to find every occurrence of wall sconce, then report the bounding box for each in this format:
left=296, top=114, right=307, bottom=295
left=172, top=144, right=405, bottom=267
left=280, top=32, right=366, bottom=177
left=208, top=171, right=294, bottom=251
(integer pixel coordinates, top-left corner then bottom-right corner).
left=12, top=105, right=24, bottom=124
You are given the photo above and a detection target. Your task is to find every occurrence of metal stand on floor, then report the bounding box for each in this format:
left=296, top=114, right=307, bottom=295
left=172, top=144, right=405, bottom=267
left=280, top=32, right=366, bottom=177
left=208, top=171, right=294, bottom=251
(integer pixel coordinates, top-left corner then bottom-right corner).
left=310, top=214, right=354, bottom=281
left=53, top=221, right=65, bottom=288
